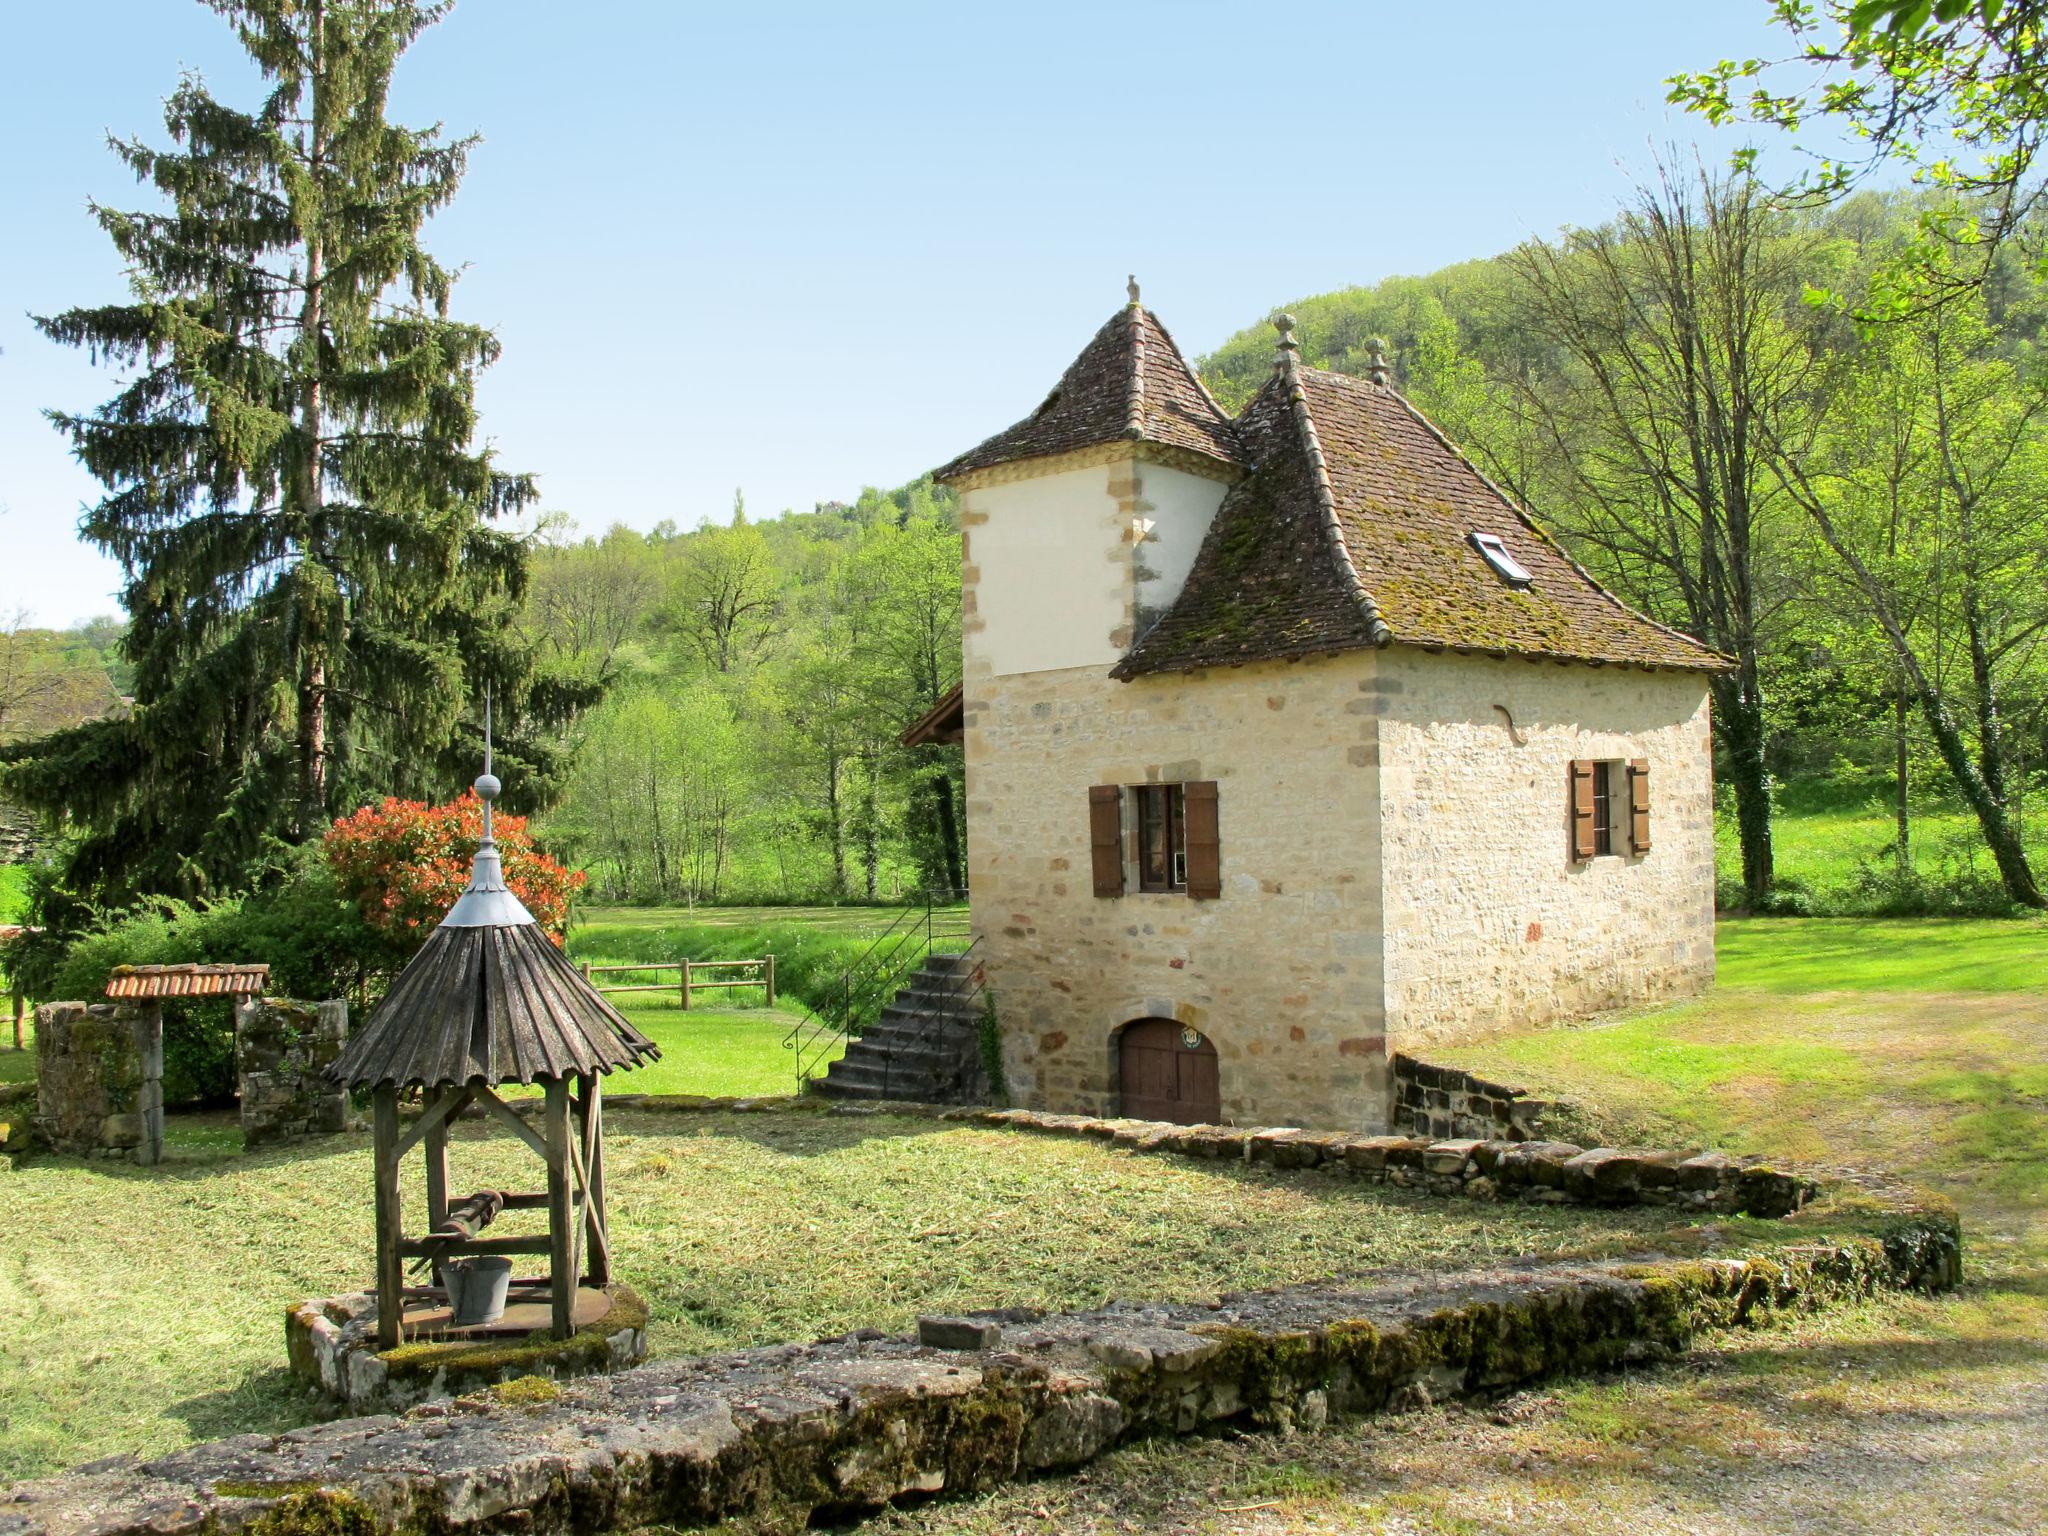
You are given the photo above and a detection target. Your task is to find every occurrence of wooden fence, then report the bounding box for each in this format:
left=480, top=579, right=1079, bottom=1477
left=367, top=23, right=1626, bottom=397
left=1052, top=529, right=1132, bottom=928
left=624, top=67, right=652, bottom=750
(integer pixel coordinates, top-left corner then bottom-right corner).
left=578, top=957, right=775, bottom=1010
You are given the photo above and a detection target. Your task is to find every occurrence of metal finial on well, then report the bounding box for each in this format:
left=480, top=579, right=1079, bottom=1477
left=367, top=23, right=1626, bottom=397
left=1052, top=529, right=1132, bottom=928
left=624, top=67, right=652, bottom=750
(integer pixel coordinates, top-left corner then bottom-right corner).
left=1127, top=274, right=1141, bottom=306
left=1368, top=336, right=1390, bottom=387
left=474, top=687, right=501, bottom=841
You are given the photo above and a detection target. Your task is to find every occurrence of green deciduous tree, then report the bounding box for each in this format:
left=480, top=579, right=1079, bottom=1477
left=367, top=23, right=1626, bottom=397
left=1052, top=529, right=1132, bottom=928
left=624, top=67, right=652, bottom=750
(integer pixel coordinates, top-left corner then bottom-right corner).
left=7, top=0, right=544, bottom=905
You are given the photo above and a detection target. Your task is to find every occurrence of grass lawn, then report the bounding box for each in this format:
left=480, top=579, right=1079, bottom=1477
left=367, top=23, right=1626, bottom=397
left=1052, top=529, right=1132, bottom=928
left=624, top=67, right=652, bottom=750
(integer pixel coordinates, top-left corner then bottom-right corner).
left=879, top=915, right=2048, bottom=1535
left=0, top=1107, right=1719, bottom=1482
left=0, top=863, right=27, bottom=924
left=518, top=999, right=832, bottom=1100
left=1713, top=795, right=2048, bottom=907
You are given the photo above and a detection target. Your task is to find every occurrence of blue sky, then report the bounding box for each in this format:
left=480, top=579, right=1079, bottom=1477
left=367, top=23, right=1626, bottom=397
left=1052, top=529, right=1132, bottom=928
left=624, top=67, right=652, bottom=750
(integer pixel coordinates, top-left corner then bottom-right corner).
left=0, top=1, right=1806, bottom=627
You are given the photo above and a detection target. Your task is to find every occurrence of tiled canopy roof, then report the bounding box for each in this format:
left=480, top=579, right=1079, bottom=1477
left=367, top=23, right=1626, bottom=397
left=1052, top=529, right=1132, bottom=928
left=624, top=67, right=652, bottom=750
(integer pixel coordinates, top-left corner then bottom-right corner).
left=936, top=293, right=1242, bottom=482
left=1116, top=328, right=1729, bottom=677
left=105, top=963, right=269, bottom=1000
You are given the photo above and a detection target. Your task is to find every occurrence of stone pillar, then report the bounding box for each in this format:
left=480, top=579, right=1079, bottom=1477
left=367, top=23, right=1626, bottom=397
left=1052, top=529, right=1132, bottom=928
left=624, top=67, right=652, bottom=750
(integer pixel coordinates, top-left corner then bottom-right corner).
left=236, top=998, right=350, bottom=1148
left=32, top=1001, right=165, bottom=1165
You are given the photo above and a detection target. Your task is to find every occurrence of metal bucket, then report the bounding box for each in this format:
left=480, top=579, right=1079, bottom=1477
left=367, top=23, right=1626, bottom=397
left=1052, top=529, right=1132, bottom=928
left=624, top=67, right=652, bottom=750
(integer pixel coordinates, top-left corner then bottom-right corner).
left=447, top=1256, right=513, bottom=1327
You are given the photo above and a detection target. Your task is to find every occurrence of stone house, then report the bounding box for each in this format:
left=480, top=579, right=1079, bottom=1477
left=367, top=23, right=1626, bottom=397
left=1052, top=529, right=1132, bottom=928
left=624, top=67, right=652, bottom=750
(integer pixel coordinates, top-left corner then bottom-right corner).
left=918, top=284, right=1728, bottom=1130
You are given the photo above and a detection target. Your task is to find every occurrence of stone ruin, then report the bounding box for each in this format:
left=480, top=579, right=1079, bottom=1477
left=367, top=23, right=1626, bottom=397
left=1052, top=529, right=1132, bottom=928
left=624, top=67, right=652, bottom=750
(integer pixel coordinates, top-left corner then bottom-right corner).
left=235, top=997, right=350, bottom=1148
left=30, top=1001, right=165, bottom=1165
left=24, top=966, right=351, bottom=1160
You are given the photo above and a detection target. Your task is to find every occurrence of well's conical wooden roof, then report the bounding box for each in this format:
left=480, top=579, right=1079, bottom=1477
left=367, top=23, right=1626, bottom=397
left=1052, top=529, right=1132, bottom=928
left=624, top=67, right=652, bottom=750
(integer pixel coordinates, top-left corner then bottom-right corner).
left=329, top=766, right=657, bottom=1090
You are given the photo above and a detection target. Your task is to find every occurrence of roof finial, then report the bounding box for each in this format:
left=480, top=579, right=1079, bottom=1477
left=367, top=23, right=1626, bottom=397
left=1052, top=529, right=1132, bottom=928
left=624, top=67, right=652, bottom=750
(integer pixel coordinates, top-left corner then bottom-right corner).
left=475, top=684, right=500, bottom=848
left=1273, top=312, right=1299, bottom=375
left=1127, top=273, right=1141, bottom=307
left=1368, top=336, right=1390, bottom=387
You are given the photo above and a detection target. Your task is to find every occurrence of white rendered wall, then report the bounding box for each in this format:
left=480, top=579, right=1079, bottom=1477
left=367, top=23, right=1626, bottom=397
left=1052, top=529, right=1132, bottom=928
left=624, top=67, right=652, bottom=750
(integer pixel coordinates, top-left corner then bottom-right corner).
left=1130, top=461, right=1231, bottom=636
left=959, top=463, right=1126, bottom=677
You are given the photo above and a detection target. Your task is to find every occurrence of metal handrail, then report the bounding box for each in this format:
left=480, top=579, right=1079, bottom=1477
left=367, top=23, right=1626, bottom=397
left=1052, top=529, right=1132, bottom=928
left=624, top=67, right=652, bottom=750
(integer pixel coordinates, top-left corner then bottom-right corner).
left=880, top=934, right=987, bottom=1102
left=784, top=891, right=970, bottom=1085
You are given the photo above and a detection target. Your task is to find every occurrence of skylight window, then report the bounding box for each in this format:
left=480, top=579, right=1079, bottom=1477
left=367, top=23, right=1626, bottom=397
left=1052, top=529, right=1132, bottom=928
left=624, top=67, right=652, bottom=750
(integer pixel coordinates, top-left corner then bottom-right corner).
left=1469, top=531, right=1532, bottom=589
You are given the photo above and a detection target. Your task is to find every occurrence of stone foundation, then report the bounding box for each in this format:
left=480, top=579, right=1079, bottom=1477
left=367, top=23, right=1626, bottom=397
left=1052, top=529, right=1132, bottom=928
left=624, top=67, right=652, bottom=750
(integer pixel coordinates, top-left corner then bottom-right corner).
left=1390, top=1052, right=1556, bottom=1141
left=286, top=1284, right=650, bottom=1414
left=236, top=998, right=350, bottom=1148
left=31, top=1001, right=164, bottom=1165
left=0, top=1210, right=1959, bottom=1536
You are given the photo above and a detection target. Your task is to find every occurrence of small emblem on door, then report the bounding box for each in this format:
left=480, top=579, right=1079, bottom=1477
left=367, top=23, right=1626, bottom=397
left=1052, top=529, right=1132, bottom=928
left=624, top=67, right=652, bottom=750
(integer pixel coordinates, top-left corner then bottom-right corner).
left=1180, top=1026, right=1203, bottom=1050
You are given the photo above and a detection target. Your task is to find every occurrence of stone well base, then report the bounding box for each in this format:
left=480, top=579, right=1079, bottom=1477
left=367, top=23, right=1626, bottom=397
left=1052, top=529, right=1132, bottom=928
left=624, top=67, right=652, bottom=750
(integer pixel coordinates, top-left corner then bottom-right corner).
left=286, top=1282, right=648, bottom=1413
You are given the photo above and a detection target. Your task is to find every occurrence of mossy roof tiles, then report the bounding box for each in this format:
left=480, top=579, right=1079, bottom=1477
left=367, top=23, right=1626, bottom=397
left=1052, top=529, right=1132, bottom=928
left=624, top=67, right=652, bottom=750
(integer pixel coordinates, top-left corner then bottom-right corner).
left=1118, top=361, right=1729, bottom=676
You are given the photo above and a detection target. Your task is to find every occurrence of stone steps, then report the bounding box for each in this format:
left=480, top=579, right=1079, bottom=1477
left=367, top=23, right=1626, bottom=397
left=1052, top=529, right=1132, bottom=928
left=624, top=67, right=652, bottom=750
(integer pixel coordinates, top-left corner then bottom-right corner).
left=809, top=952, right=989, bottom=1106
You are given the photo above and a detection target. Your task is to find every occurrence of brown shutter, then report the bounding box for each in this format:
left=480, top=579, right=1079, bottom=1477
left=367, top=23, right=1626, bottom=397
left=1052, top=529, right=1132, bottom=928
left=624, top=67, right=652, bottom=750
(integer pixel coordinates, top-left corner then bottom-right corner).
left=1089, top=785, right=1124, bottom=897
left=1184, top=780, right=1221, bottom=900
left=1569, top=760, right=1597, bottom=863
left=1628, top=758, right=1652, bottom=854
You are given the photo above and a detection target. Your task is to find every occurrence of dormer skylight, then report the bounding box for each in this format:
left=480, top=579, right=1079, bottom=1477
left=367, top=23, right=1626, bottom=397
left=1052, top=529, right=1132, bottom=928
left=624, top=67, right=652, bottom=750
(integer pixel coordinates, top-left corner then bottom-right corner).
left=1469, top=531, right=1532, bottom=589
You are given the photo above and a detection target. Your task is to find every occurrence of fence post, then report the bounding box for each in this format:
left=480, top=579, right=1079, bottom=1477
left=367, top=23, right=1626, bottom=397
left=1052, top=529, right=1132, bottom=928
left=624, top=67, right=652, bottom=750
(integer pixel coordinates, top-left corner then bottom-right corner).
left=580, top=961, right=592, bottom=981
left=764, top=953, right=776, bottom=1008
left=10, top=985, right=22, bottom=1052
left=681, top=960, right=692, bottom=1012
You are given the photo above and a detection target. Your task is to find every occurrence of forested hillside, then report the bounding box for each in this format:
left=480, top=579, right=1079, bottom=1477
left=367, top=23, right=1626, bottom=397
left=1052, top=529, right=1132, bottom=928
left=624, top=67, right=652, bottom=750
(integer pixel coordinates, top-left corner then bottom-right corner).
left=524, top=482, right=962, bottom=904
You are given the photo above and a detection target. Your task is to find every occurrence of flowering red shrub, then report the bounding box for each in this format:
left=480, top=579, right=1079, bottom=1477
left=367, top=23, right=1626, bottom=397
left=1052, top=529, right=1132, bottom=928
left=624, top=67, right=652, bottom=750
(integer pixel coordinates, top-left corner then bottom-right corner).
left=324, top=792, right=583, bottom=947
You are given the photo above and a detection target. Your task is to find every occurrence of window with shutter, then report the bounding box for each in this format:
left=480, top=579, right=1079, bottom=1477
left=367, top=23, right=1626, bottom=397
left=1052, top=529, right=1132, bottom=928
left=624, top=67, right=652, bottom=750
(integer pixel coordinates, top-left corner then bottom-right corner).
left=1183, top=781, right=1221, bottom=899
left=1088, top=785, right=1125, bottom=897
left=1628, top=758, right=1652, bottom=854
left=1569, top=760, right=1597, bottom=863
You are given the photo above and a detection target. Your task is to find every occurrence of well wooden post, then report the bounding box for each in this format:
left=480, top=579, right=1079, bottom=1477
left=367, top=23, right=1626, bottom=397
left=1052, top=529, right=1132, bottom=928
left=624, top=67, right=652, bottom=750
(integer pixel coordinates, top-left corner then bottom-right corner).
left=577, top=1072, right=609, bottom=1286
left=544, top=1078, right=574, bottom=1339
left=372, top=1085, right=404, bottom=1348
left=423, top=1086, right=452, bottom=1289
left=12, top=985, right=25, bottom=1052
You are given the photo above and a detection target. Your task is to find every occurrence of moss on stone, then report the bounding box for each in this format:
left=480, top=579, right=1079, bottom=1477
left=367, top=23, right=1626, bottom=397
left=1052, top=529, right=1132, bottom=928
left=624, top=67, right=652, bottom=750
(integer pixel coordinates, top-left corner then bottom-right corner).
left=376, top=1283, right=647, bottom=1384
left=487, top=1375, right=562, bottom=1408
left=239, top=1490, right=377, bottom=1536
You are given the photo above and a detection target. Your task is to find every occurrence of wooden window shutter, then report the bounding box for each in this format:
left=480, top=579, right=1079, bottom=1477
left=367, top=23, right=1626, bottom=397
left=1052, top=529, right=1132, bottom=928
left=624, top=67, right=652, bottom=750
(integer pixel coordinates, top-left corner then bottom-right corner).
left=1088, top=785, right=1125, bottom=897
left=1628, top=758, right=1652, bottom=854
left=1569, top=760, right=1597, bottom=863
left=1184, top=780, right=1221, bottom=899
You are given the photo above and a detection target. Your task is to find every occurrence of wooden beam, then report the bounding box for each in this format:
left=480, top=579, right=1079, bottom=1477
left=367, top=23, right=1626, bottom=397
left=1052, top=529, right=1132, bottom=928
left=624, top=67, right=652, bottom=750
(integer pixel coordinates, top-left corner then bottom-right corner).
left=396, top=1083, right=474, bottom=1161
left=397, top=1234, right=553, bottom=1260
left=544, top=1079, right=574, bottom=1340
left=372, top=1085, right=403, bottom=1350
left=476, top=1086, right=550, bottom=1160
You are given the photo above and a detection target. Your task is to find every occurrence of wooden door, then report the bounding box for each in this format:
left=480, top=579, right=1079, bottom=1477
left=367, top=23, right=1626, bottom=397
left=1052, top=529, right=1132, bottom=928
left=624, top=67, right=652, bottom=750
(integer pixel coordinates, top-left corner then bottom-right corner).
left=1118, top=1018, right=1220, bottom=1125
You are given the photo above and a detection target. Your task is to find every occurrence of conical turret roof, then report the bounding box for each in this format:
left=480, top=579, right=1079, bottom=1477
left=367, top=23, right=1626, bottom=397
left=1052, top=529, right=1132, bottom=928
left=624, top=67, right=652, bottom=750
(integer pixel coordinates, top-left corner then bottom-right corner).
left=935, top=280, right=1243, bottom=482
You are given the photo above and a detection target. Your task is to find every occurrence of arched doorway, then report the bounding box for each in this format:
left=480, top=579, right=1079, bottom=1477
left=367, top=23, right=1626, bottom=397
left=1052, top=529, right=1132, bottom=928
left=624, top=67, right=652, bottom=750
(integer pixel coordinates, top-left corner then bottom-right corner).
left=1117, top=1018, right=1220, bottom=1125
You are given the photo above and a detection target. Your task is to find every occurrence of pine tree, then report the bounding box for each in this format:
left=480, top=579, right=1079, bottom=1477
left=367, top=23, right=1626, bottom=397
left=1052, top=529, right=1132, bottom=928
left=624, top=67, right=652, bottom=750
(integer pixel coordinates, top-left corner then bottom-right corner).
left=7, top=0, right=547, bottom=904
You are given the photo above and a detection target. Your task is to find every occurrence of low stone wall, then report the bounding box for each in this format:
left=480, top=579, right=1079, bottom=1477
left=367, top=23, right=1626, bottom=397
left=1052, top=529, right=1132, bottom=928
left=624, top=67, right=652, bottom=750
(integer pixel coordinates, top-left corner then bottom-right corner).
left=975, top=1108, right=1817, bottom=1218
left=31, top=1002, right=164, bottom=1165
left=1390, top=1052, right=1554, bottom=1141
left=0, top=1216, right=1960, bottom=1536
left=236, top=998, right=350, bottom=1148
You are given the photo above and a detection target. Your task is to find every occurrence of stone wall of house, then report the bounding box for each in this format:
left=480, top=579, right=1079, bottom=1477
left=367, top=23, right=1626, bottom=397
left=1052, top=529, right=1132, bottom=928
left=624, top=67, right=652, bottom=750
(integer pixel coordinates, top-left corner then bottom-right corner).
left=961, top=647, right=1389, bottom=1130
left=1389, top=1053, right=1554, bottom=1141
left=236, top=997, right=350, bottom=1147
left=1374, top=649, right=1718, bottom=1051
left=31, top=1001, right=164, bottom=1164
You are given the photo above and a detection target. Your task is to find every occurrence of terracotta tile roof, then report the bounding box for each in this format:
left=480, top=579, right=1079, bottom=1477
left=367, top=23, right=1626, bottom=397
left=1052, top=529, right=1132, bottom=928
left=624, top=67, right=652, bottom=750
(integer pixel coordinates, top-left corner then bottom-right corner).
left=936, top=298, right=1242, bottom=482
left=104, top=963, right=269, bottom=1000
left=1118, top=336, right=1729, bottom=677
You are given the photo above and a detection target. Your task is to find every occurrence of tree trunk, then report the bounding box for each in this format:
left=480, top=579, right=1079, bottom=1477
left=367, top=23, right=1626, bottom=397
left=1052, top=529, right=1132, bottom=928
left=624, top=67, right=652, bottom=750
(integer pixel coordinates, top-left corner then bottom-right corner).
left=1712, top=668, right=1774, bottom=906
left=1962, top=582, right=2011, bottom=805
left=1804, top=498, right=2043, bottom=907
left=861, top=749, right=880, bottom=902
left=931, top=764, right=964, bottom=895
left=1894, top=678, right=1911, bottom=870
left=825, top=751, right=846, bottom=898
left=296, top=0, right=329, bottom=840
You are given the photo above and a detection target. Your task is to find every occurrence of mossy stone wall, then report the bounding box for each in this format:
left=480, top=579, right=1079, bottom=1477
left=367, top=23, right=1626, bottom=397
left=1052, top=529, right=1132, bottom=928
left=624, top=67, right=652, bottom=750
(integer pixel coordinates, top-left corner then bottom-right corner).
left=30, top=1001, right=163, bottom=1165
left=236, top=998, right=349, bottom=1148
